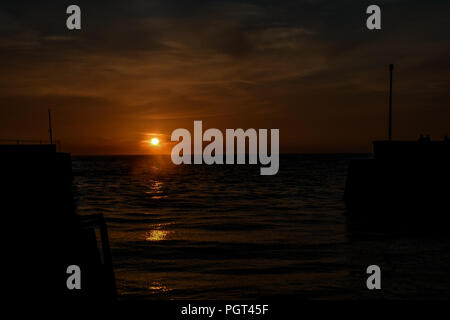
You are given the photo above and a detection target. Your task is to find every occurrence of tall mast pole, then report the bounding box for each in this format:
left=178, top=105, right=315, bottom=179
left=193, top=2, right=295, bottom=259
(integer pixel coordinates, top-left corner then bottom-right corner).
left=48, top=109, right=53, bottom=145
left=388, top=64, right=393, bottom=141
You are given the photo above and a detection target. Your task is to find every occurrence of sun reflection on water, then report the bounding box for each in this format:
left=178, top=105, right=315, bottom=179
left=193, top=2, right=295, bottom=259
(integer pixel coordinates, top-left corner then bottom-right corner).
left=145, top=180, right=168, bottom=199
left=145, top=229, right=170, bottom=241
left=147, top=281, right=170, bottom=293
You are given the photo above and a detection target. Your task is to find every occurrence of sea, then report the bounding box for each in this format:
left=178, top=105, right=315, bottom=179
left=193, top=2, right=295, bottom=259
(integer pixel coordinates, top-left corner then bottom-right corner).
left=72, top=154, right=450, bottom=300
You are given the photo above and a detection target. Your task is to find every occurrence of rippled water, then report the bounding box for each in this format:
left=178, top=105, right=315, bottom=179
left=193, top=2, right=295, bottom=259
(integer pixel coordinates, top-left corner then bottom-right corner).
left=72, top=155, right=450, bottom=300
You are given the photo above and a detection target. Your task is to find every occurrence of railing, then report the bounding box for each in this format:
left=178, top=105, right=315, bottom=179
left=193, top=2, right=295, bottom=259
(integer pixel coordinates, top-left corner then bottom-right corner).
left=0, top=139, right=62, bottom=151
left=78, top=213, right=117, bottom=297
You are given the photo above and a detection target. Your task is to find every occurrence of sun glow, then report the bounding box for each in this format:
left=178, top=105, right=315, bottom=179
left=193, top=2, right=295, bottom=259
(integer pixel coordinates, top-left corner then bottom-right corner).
left=150, top=138, right=160, bottom=146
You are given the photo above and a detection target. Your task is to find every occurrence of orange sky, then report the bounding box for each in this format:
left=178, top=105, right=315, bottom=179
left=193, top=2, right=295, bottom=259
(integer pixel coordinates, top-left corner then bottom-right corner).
left=1, top=1, right=449, bottom=154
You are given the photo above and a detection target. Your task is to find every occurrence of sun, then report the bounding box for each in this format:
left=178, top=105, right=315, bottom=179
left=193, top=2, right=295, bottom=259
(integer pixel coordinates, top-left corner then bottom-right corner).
left=150, top=138, right=160, bottom=146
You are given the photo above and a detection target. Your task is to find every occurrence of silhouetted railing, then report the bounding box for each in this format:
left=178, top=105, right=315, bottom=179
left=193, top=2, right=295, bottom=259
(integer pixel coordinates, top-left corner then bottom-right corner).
left=78, top=213, right=117, bottom=297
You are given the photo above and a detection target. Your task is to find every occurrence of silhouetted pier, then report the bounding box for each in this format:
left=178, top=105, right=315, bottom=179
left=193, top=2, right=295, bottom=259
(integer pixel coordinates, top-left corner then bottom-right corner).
left=345, top=139, right=450, bottom=226
left=1, top=143, right=116, bottom=300
left=344, top=65, right=449, bottom=228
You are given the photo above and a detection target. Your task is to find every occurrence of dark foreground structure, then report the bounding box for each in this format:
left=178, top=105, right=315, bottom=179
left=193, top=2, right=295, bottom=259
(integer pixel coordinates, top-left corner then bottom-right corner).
left=345, top=65, right=450, bottom=229
left=0, top=144, right=116, bottom=301
left=345, top=139, right=450, bottom=227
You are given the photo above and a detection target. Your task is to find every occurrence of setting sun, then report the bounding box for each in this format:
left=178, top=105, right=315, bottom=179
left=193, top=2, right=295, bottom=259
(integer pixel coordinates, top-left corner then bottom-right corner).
left=150, top=138, right=160, bottom=146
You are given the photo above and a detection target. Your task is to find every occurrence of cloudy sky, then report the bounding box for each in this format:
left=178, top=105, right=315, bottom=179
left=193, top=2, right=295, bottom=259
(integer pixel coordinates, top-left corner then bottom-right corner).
left=1, top=0, right=449, bottom=154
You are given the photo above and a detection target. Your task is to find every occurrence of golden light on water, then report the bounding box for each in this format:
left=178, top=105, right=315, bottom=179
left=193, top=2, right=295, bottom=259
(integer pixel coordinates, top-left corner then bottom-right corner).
left=150, top=138, right=160, bottom=146
left=147, top=281, right=169, bottom=293
left=145, top=229, right=170, bottom=241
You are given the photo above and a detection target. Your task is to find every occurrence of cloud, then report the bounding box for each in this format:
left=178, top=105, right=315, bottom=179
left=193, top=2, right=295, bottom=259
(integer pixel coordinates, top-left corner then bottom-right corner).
left=1, top=0, right=449, bottom=153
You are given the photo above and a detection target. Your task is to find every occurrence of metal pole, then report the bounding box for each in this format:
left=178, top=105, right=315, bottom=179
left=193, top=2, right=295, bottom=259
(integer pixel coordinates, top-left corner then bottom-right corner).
left=48, top=109, right=53, bottom=145
left=389, top=64, right=393, bottom=141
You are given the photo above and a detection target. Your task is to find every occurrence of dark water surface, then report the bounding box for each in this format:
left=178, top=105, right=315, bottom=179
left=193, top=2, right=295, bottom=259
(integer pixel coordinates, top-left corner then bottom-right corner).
left=72, top=155, right=450, bottom=299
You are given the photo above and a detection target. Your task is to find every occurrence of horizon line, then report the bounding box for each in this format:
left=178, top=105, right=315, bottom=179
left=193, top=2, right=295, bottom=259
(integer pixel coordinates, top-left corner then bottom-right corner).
left=71, top=152, right=373, bottom=157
